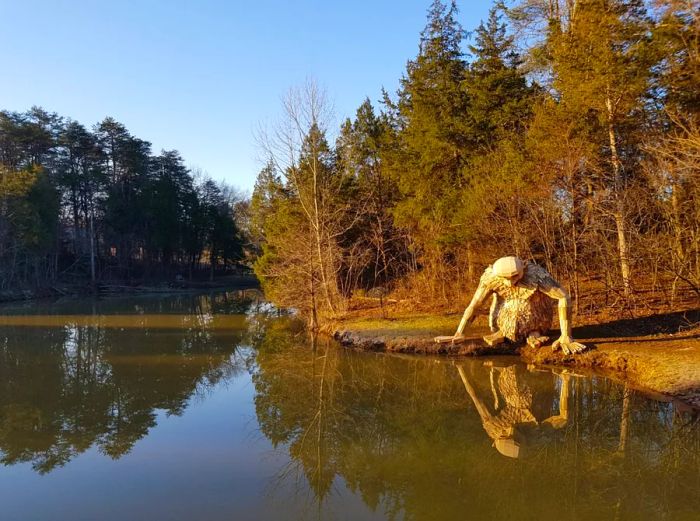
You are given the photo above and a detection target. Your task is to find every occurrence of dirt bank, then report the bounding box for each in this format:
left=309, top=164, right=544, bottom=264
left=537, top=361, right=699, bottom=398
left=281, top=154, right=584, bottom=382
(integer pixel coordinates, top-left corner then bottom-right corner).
left=327, top=308, right=700, bottom=409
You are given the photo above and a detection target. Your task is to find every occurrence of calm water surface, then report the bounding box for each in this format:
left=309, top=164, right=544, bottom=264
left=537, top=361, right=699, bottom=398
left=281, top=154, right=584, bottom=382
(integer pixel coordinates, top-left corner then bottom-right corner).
left=0, top=291, right=697, bottom=521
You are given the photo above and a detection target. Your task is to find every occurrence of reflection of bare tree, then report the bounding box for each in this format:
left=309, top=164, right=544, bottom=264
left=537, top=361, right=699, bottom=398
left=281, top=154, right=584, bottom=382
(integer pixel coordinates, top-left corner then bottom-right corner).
left=273, top=336, right=337, bottom=498
left=458, top=364, right=570, bottom=458
left=617, top=385, right=633, bottom=455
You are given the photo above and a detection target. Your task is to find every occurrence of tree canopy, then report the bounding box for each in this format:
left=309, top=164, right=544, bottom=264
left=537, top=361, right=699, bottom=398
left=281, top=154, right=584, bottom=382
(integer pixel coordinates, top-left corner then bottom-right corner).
left=0, top=109, right=247, bottom=289
left=251, top=0, right=700, bottom=325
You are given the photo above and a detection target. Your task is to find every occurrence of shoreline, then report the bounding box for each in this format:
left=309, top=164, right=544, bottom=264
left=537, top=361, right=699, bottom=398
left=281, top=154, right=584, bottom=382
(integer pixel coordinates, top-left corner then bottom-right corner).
left=0, top=275, right=260, bottom=304
left=327, top=309, right=700, bottom=409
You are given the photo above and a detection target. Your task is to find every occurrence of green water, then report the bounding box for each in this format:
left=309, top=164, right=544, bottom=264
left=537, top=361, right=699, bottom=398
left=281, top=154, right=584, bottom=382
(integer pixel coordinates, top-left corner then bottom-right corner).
left=0, top=291, right=697, bottom=520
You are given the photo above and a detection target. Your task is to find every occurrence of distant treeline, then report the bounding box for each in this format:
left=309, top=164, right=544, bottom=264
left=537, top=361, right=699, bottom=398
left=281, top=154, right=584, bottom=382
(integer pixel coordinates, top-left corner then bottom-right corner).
left=251, top=0, right=700, bottom=328
left=0, top=110, right=246, bottom=290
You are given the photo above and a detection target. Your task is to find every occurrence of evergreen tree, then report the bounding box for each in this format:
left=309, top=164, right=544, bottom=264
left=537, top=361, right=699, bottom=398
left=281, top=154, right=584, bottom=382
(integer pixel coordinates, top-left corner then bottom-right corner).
left=197, top=178, right=244, bottom=280
left=336, top=99, right=410, bottom=293
left=651, top=0, right=700, bottom=120
left=0, top=109, right=62, bottom=286
left=387, top=0, right=470, bottom=298
left=57, top=121, right=106, bottom=260
left=449, top=6, right=538, bottom=274
left=0, top=107, right=247, bottom=288
left=144, top=150, right=195, bottom=266
left=644, top=1, right=700, bottom=292
left=97, top=118, right=152, bottom=275
left=250, top=159, right=285, bottom=254
left=555, top=0, right=653, bottom=295
left=463, top=6, right=534, bottom=143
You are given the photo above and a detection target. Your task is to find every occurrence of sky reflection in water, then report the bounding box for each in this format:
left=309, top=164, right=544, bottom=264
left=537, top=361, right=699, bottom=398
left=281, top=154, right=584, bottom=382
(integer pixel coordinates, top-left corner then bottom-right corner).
left=0, top=291, right=697, bottom=521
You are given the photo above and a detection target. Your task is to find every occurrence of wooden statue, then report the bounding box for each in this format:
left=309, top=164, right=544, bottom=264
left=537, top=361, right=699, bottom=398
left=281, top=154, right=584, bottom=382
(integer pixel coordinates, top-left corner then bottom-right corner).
left=438, top=256, right=586, bottom=355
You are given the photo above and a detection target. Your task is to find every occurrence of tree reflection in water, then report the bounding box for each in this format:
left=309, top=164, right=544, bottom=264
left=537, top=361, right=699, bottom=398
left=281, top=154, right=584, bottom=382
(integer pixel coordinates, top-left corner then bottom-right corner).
left=251, top=324, right=700, bottom=521
left=1, top=297, right=697, bottom=520
left=0, top=291, right=255, bottom=474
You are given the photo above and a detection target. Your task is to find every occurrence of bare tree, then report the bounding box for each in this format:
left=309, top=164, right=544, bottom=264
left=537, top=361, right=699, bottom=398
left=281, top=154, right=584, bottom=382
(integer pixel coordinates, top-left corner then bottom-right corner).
left=255, top=79, right=361, bottom=327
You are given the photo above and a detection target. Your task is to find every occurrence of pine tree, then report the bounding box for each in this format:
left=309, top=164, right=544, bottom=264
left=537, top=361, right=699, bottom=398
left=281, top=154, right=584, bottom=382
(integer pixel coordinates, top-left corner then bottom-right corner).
left=250, top=159, right=285, bottom=254
left=651, top=0, right=700, bottom=121
left=97, top=118, right=152, bottom=275
left=144, top=150, right=195, bottom=266
left=463, top=6, right=534, bottom=144
left=387, top=0, right=470, bottom=299
left=448, top=6, right=538, bottom=272
left=56, top=120, right=106, bottom=283
left=336, top=99, right=410, bottom=294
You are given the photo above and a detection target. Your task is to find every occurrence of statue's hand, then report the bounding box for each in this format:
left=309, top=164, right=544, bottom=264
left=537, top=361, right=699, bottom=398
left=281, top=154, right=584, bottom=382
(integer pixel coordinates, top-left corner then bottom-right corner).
left=542, top=416, right=568, bottom=429
left=552, top=335, right=587, bottom=355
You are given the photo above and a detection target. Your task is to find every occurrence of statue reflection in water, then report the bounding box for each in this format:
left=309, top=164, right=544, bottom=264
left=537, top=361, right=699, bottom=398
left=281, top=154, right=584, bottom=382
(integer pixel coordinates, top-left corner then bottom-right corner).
left=458, top=363, right=571, bottom=459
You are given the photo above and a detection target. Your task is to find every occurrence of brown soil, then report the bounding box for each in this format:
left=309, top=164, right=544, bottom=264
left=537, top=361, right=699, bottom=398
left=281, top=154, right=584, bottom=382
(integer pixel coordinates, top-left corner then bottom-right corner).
left=327, top=307, right=700, bottom=409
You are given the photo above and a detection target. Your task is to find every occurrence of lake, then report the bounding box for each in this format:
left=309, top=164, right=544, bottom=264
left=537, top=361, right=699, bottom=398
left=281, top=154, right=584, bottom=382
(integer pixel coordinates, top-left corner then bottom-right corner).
left=0, top=291, right=697, bottom=520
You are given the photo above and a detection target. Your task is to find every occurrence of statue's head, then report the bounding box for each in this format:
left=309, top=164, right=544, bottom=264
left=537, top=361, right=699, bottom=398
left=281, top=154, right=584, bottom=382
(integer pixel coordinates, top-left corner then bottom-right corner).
left=493, top=422, right=539, bottom=459
left=493, top=256, right=524, bottom=287
left=494, top=436, right=522, bottom=459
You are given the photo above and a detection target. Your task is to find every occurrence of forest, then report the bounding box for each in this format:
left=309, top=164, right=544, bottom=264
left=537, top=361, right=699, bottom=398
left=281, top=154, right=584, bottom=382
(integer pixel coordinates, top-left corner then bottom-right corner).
left=0, top=110, right=245, bottom=292
left=251, top=0, right=700, bottom=328
left=1, top=0, right=697, bottom=321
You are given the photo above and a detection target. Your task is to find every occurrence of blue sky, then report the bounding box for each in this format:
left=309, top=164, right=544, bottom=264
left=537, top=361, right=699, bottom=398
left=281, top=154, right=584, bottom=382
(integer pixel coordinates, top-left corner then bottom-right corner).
left=0, top=0, right=493, bottom=193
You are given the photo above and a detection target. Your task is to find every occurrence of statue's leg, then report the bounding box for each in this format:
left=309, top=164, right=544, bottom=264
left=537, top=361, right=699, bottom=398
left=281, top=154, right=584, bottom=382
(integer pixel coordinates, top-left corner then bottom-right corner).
left=496, top=296, right=552, bottom=345
left=483, top=330, right=506, bottom=346
left=526, top=330, right=549, bottom=348
left=521, top=293, right=554, bottom=347
left=495, top=299, right=521, bottom=343
left=484, top=294, right=505, bottom=345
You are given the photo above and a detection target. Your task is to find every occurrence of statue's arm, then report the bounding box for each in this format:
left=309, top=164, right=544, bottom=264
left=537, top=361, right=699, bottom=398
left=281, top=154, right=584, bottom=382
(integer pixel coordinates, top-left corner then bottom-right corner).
left=541, top=286, right=587, bottom=354
left=458, top=366, right=493, bottom=421
left=488, top=293, right=500, bottom=332
left=454, top=283, right=490, bottom=337
left=542, top=373, right=571, bottom=429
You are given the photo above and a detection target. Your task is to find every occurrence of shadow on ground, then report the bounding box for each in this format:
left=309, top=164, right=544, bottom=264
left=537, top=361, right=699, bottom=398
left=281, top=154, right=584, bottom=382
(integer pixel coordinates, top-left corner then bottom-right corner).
left=574, top=308, right=700, bottom=338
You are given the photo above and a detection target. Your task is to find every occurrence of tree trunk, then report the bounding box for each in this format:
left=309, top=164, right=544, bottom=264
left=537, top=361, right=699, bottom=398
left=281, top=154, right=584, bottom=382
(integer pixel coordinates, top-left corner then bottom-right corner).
left=571, top=198, right=580, bottom=315
left=617, top=386, right=632, bottom=454
left=89, top=205, right=96, bottom=290
left=312, top=181, right=336, bottom=315
left=606, top=92, right=632, bottom=296
left=309, top=258, right=319, bottom=331
left=72, top=189, right=80, bottom=256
